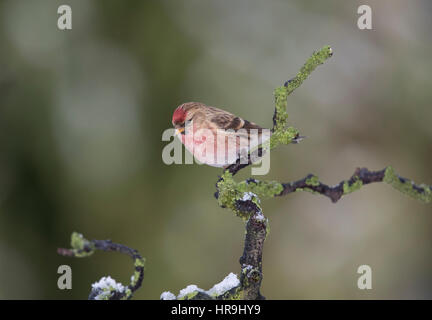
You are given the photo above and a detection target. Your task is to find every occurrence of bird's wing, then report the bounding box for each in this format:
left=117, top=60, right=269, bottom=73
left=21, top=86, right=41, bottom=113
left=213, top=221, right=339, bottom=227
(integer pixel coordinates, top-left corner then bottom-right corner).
left=203, top=106, right=270, bottom=155
left=205, top=106, right=264, bottom=132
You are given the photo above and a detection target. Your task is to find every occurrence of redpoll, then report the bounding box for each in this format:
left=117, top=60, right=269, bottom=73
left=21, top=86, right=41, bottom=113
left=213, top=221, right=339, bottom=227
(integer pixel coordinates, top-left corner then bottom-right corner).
left=172, top=102, right=270, bottom=167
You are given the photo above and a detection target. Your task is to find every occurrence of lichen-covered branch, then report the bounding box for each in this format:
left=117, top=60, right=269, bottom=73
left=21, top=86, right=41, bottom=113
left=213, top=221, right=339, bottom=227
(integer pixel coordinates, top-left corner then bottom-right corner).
left=217, top=166, right=430, bottom=211
left=226, top=45, right=333, bottom=176
left=279, top=166, right=432, bottom=203
left=58, top=232, right=145, bottom=300
left=212, top=45, right=431, bottom=301
left=270, top=45, right=332, bottom=149
left=216, top=171, right=282, bottom=219
left=168, top=164, right=431, bottom=301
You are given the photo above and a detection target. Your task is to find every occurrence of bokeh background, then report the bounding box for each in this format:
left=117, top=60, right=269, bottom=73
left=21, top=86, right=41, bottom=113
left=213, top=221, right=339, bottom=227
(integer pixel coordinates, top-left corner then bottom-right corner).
left=0, top=0, right=431, bottom=299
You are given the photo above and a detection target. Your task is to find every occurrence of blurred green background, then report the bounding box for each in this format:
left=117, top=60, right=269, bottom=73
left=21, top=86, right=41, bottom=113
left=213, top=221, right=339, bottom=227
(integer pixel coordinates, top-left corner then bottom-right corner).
left=0, top=0, right=431, bottom=299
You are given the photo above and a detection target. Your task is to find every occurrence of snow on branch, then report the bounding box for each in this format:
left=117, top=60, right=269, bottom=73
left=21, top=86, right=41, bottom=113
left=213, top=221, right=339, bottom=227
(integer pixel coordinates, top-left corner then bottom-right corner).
left=57, top=232, right=145, bottom=300
left=161, top=272, right=242, bottom=300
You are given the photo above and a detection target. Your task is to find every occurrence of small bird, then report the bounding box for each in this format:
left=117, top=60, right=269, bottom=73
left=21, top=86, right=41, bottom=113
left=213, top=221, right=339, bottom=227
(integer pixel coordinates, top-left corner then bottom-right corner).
left=172, top=102, right=270, bottom=167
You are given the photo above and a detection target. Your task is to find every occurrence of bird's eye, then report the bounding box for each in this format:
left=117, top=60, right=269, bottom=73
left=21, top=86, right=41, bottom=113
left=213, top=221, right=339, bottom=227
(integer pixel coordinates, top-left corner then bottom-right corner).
left=178, top=123, right=186, bottom=135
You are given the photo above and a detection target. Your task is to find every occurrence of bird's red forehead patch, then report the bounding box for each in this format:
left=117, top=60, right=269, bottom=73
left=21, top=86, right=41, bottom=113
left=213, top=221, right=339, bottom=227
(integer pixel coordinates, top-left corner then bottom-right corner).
left=172, top=106, right=187, bottom=124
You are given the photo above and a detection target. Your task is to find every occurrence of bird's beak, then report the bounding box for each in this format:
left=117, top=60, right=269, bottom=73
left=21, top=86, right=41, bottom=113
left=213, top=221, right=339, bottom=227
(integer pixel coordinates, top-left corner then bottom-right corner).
left=175, top=127, right=185, bottom=135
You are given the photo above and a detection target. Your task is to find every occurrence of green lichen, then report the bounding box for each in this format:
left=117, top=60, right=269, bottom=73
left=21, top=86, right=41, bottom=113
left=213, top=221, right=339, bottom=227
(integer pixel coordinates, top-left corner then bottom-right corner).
left=265, top=219, right=270, bottom=237
left=270, top=127, right=299, bottom=149
left=384, top=166, right=431, bottom=203
left=285, top=45, right=333, bottom=96
left=71, top=232, right=84, bottom=249
left=270, top=45, right=333, bottom=150
left=295, top=187, right=320, bottom=195
left=217, top=171, right=238, bottom=209
left=217, top=172, right=283, bottom=201
left=219, top=286, right=243, bottom=300
left=240, top=268, right=251, bottom=288
left=343, top=177, right=363, bottom=195
left=128, top=257, right=145, bottom=288
left=273, top=86, right=289, bottom=132
left=134, top=257, right=145, bottom=268
left=237, top=180, right=284, bottom=199
left=122, top=288, right=132, bottom=300
left=70, top=232, right=94, bottom=257
left=130, top=270, right=141, bottom=287
left=305, top=175, right=320, bottom=187
left=179, top=290, right=200, bottom=300
left=217, top=172, right=284, bottom=219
